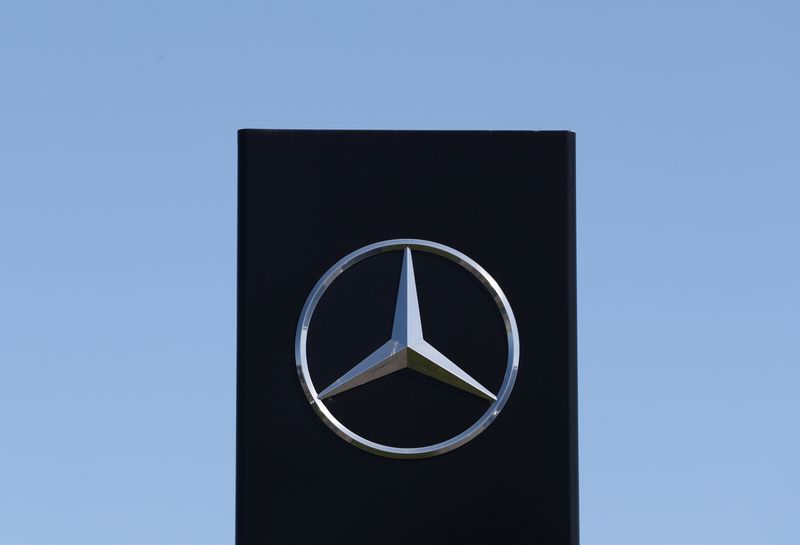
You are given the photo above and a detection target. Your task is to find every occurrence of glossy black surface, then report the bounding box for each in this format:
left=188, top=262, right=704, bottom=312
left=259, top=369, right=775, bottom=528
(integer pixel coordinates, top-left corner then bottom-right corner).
left=237, top=130, right=577, bottom=545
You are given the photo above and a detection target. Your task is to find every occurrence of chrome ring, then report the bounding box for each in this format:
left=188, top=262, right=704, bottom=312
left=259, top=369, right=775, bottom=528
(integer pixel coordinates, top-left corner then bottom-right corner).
left=295, top=239, right=520, bottom=459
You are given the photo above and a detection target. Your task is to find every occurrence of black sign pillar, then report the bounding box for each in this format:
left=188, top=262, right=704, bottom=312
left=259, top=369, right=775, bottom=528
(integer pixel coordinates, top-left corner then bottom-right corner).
left=237, top=130, right=577, bottom=544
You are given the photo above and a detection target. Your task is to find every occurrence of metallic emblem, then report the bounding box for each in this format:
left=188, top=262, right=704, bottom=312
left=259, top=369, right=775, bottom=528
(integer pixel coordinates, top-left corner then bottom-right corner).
left=295, top=239, right=520, bottom=458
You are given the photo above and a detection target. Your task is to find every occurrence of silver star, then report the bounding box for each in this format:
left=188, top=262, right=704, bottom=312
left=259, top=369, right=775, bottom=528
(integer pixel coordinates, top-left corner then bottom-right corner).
left=317, top=248, right=496, bottom=402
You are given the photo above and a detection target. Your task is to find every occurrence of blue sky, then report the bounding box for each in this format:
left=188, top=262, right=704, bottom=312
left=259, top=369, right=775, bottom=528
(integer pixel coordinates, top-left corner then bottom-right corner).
left=1, top=1, right=798, bottom=544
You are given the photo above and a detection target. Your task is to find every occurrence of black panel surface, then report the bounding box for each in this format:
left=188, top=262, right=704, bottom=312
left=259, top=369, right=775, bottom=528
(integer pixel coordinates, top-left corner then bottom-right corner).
left=237, top=130, right=577, bottom=545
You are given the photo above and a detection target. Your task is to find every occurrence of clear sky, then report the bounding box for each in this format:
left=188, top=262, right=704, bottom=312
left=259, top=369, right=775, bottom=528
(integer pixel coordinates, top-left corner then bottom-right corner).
left=1, top=1, right=798, bottom=544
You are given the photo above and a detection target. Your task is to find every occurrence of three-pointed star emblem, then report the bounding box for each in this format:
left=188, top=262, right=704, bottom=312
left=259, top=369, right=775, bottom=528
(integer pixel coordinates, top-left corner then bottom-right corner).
left=317, top=248, right=497, bottom=402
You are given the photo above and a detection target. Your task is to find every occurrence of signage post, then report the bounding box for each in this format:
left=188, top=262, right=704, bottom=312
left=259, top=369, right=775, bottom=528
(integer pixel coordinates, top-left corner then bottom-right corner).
left=237, top=130, right=578, bottom=544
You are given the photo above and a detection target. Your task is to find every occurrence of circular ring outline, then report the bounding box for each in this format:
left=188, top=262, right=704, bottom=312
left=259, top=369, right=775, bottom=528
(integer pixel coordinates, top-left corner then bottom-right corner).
left=294, top=239, right=520, bottom=459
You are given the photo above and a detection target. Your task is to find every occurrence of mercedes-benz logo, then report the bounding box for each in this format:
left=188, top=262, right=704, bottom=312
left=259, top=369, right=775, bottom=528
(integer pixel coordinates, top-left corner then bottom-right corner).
left=295, top=239, right=520, bottom=458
